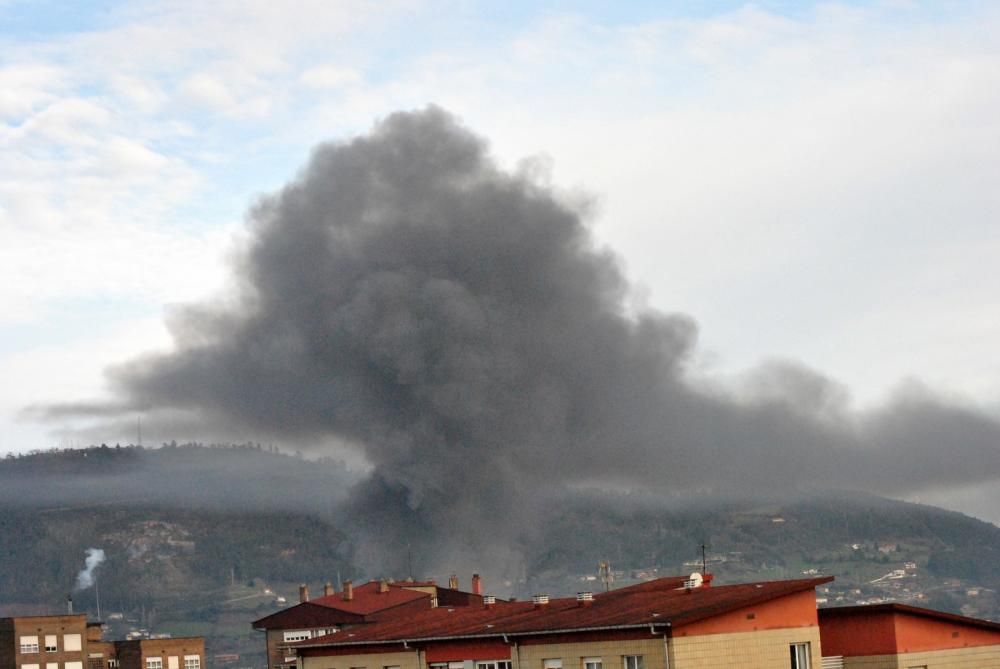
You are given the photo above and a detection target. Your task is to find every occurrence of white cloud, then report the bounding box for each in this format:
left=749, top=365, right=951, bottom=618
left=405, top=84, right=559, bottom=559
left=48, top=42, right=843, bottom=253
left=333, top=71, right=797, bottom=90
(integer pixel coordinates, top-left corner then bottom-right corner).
left=177, top=72, right=237, bottom=111
left=109, top=74, right=167, bottom=113
left=0, top=63, right=67, bottom=120
left=299, top=65, right=362, bottom=89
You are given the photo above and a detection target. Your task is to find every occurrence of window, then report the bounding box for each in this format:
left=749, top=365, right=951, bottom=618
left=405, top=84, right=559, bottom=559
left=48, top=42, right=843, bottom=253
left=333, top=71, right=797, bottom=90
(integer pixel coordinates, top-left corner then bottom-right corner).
left=20, top=636, right=40, bottom=654
left=584, top=658, right=602, bottom=669
left=65, top=662, right=83, bottom=669
left=168, top=658, right=179, bottom=669
left=282, top=631, right=311, bottom=643
left=183, top=656, right=200, bottom=669
left=109, top=662, right=120, bottom=669
left=623, top=658, right=643, bottom=669
left=544, top=660, right=562, bottom=669
left=146, top=658, right=163, bottom=669
left=477, top=661, right=512, bottom=669
left=789, top=643, right=810, bottom=669
left=87, top=659, right=103, bottom=669
left=45, top=636, right=58, bottom=653
left=49, top=663, right=61, bottom=669
left=22, top=664, right=40, bottom=669
left=383, top=665, right=400, bottom=669
left=63, top=635, right=82, bottom=653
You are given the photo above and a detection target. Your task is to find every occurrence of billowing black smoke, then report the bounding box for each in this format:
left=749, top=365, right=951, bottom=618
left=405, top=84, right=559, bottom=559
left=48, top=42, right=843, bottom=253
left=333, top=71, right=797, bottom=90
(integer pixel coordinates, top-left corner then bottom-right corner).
left=39, top=107, right=1000, bottom=576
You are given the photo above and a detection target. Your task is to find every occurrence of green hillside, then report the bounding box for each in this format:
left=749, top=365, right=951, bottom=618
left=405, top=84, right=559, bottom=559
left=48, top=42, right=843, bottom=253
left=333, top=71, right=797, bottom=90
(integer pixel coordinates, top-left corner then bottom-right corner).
left=1, top=445, right=998, bottom=669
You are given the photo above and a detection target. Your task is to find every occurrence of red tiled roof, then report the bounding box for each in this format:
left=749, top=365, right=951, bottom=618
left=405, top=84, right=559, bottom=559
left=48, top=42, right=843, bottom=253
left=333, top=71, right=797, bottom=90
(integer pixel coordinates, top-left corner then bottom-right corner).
left=309, top=581, right=431, bottom=614
left=252, top=581, right=432, bottom=629
left=819, top=603, right=1000, bottom=633
left=296, top=576, right=832, bottom=647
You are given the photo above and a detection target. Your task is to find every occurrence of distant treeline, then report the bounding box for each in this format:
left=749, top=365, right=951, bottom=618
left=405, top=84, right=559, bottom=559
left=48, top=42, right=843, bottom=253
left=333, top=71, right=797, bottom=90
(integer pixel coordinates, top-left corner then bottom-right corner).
left=1, top=441, right=351, bottom=470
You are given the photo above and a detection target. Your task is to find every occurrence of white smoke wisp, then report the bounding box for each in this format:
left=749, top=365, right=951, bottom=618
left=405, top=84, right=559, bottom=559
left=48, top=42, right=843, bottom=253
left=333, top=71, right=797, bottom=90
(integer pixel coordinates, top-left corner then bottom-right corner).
left=75, top=548, right=105, bottom=590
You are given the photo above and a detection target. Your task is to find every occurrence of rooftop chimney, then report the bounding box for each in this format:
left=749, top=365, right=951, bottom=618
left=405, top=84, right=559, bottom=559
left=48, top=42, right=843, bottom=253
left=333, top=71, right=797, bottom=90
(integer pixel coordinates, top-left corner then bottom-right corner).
left=66, top=595, right=73, bottom=615
left=378, top=579, right=389, bottom=594
left=471, top=573, right=482, bottom=595
left=324, top=582, right=334, bottom=597
left=342, top=580, right=353, bottom=601
left=448, top=574, right=459, bottom=590
left=483, top=595, right=496, bottom=609
left=532, top=594, right=550, bottom=609
left=299, top=584, right=310, bottom=603
left=576, top=592, right=594, bottom=607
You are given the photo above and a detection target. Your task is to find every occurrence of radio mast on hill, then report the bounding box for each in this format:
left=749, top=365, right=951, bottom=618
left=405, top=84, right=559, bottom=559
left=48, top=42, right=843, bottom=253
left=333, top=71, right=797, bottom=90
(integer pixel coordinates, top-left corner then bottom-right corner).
left=598, top=560, right=613, bottom=591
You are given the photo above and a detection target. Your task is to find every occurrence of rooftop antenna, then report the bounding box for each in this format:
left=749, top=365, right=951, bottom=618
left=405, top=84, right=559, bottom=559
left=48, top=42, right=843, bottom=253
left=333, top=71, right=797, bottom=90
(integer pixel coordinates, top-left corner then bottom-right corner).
left=598, top=560, right=613, bottom=592
left=406, top=543, right=413, bottom=581
left=95, top=575, right=102, bottom=620
left=700, top=542, right=708, bottom=576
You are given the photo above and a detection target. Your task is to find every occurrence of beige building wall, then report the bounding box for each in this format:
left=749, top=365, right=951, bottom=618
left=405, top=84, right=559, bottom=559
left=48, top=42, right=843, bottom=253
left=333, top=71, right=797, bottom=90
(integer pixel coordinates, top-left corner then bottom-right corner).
left=267, top=629, right=292, bottom=669
left=840, top=655, right=896, bottom=669
left=515, top=637, right=666, bottom=669
left=669, top=626, right=822, bottom=669
left=300, top=649, right=418, bottom=669
left=841, top=643, right=1000, bottom=669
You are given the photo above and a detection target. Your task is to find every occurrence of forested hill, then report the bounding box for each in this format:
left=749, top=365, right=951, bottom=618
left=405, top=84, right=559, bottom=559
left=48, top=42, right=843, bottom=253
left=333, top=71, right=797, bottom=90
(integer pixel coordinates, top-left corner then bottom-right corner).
left=1, top=444, right=999, bottom=665
left=0, top=442, right=358, bottom=513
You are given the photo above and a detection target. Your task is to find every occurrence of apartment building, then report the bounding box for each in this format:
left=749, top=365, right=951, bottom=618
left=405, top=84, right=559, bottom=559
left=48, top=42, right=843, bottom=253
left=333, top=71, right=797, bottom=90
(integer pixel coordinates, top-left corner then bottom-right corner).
left=0, top=615, right=204, bottom=669
left=0, top=614, right=93, bottom=669
left=253, top=577, right=485, bottom=669
left=819, top=602, right=1000, bottom=668
left=113, top=638, right=205, bottom=669
left=291, top=574, right=831, bottom=669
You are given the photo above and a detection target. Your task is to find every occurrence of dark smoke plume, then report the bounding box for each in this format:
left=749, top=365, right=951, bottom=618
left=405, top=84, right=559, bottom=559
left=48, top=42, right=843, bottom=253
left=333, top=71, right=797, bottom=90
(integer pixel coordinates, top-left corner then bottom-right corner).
left=39, top=107, right=1000, bottom=575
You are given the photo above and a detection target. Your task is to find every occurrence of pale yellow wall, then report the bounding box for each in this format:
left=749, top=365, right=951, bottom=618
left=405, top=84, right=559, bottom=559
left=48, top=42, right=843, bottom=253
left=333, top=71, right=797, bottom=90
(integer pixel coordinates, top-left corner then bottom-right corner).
left=515, top=637, right=666, bottom=669
left=298, top=626, right=829, bottom=669
left=897, top=644, right=1000, bottom=668
left=841, top=655, right=897, bottom=669
left=669, top=626, right=822, bottom=669
left=840, top=643, right=1000, bottom=669
left=300, top=650, right=419, bottom=669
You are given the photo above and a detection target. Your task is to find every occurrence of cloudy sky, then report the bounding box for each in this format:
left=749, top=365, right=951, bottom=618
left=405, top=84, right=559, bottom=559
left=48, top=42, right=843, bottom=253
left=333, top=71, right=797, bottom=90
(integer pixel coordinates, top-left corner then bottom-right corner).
left=3, top=1, right=999, bottom=515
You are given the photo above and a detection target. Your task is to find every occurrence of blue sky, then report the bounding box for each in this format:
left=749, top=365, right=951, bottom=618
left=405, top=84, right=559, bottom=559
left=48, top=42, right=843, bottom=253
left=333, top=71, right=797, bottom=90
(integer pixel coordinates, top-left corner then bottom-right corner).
left=2, top=0, right=1000, bottom=516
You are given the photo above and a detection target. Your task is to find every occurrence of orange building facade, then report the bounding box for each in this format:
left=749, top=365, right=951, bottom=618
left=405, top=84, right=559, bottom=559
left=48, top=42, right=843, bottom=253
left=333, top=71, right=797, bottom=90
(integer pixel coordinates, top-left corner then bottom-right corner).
left=819, top=603, right=1000, bottom=668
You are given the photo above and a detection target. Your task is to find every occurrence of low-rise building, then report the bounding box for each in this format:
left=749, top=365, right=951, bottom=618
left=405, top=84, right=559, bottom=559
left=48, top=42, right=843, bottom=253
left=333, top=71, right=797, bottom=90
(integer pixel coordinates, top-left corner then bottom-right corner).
left=0, top=614, right=204, bottom=669
left=253, top=578, right=485, bottom=669
left=291, top=574, right=831, bottom=669
left=819, top=602, right=1000, bottom=668
left=113, top=638, right=205, bottom=669
left=0, top=614, right=92, bottom=669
